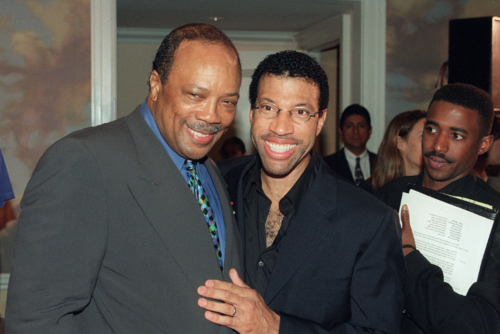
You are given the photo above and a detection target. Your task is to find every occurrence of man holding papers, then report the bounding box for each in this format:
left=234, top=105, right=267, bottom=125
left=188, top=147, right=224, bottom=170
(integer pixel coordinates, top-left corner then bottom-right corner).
left=376, top=83, right=500, bottom=334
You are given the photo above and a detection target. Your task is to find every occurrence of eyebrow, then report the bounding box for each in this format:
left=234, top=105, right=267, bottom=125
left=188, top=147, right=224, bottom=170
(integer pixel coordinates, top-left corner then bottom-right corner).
left=258, top=98, right=313, bottom=108
left=187, top=85, right=240, bottom=97
left=425, top=120, right=468, bottom=134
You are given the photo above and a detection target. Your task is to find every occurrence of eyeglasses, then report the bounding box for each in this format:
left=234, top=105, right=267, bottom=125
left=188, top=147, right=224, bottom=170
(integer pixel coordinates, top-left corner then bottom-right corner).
left=254, top=103, right=323, bottom=124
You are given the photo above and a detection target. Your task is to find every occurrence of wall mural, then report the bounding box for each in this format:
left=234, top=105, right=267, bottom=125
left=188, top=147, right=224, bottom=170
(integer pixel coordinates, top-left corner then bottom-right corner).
left=0, top=0, right=91, bottom=200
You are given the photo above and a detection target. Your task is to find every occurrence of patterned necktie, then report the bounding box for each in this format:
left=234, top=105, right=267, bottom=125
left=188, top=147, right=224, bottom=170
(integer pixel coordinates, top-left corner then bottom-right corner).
left=185, top=160, right=223, bottom=271
left=354, top=157, right=364, bottom=186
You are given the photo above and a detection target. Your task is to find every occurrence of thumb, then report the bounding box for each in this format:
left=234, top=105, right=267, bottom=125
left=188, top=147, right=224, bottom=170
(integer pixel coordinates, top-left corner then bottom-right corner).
left=401, top=204, right=411, bottom=230
left=229, top=268, right=248, bottom=288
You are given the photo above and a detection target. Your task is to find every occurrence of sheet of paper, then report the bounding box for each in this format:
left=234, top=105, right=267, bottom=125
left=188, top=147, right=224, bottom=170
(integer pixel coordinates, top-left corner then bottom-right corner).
left=400, top=190, right=494, bottom=295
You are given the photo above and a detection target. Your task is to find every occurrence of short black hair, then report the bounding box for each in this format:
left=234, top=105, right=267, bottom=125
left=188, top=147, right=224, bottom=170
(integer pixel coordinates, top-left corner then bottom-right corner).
left=249, top=50, right=329, bottom=111
left=339, top=104, right=371, bottom=128
left=150, top=23, right=241, bottom=87
left=429, top=83, right=494, bottom=138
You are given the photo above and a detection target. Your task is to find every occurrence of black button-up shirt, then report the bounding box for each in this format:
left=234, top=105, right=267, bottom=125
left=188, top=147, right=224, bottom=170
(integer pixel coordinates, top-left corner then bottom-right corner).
left=242, top=153, right=319, bottom=296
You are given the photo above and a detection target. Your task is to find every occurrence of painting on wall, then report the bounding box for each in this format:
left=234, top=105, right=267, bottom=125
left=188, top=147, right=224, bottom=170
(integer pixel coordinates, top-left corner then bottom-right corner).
left=386, top=0, right=500, bottom=122
left=0, top=0, right=91, bottom=200
left=0, top=0, right=91, bottom=281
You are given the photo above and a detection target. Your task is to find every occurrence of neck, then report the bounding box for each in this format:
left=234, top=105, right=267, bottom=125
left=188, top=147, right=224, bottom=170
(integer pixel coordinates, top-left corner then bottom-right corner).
left=421, top=169, right=470, bottom=191
left=261, top=170, right=300, bottom=203
left=404, top=162, right=422, bottom=177
left=346, top=146, right=366, bottom=156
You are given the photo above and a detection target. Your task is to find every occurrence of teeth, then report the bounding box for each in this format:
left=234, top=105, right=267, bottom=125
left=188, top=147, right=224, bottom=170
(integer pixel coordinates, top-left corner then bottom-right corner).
left=188, top=128, right=210, bottom=138
left=265, top=140, right=296, bottom=153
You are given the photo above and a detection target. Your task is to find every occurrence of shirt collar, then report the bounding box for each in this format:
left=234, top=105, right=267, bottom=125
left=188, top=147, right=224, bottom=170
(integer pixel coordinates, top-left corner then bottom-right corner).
left=140, top=99, right=185, bottom=171
left=344, top=147, right=368, bottom=160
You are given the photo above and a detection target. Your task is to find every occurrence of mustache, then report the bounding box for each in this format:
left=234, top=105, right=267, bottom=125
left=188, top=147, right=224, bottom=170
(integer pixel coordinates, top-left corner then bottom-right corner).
left=187, top=121, right=221, bottom=133
left=423, top=151, right=455, bottom=164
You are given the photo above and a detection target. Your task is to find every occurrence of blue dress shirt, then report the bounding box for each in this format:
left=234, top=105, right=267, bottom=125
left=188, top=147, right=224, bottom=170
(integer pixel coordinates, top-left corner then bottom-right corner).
left=140, top=100, right=226, bottom=265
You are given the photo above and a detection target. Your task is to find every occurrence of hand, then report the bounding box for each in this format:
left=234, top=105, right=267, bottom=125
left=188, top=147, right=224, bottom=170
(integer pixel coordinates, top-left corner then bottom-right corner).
left=401, top=204, right=416, bottom=256
left=197, top=268, right=280, bottom=334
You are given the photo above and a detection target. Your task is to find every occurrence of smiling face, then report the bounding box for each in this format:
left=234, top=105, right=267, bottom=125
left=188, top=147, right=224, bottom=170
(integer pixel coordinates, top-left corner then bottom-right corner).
left=147, top=40, right=241, bottom=160
left=250, top=75, right=326, bottom=178
left=422, top=100, right=493, bottom=190
left=339, top=114, right=372, bottom=155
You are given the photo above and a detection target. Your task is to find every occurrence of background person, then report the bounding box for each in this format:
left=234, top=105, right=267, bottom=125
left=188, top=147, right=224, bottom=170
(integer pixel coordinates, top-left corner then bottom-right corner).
left=376, top=83, right=500, bottom=334
left=367, top=109, right=426, bottom=192
left=219, top=136, right=246, bottom=160
left=323, top=104, right=377, bottom=185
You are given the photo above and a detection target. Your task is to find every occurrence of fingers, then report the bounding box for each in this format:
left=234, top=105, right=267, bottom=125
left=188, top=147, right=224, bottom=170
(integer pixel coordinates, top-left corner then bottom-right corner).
left=198, top=296, right=236, bottom=318
left=198, top=281, right=243, bottom=306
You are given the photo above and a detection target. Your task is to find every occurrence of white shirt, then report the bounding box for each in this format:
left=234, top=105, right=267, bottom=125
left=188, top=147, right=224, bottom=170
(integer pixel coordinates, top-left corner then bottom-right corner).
left=344, top=148, right=371, bottom=181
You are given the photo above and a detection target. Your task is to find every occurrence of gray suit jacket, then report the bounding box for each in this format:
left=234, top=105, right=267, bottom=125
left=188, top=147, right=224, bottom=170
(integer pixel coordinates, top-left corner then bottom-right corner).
left=6, top=107, right=243, bottom=333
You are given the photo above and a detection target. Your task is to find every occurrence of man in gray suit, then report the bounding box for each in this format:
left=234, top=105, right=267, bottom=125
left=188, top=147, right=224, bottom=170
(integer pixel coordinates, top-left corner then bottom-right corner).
left=6, top=24, right=243, bottom=333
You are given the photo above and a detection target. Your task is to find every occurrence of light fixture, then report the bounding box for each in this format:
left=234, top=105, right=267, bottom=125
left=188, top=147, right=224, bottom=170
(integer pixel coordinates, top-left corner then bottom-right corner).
left=208, top=16, right=224, bottom=22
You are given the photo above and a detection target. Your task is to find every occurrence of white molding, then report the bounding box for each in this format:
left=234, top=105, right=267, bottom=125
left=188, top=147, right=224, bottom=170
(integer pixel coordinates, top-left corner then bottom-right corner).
left=295, top=13, right=352, bottom=125
left=91, top=0, right=117, bottom=126
left=340, top=13, right=352, bottom=114
left=359, top=0, right=386, bottom=152
left=117, top=27, right=296, bottom=47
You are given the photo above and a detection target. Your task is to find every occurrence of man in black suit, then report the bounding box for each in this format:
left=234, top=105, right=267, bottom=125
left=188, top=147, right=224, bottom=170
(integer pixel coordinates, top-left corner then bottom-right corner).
left=376, top=83, right=500, bottom=334
left=197, top=51, right=405, bottom=333
left=6, top=24, right=243, bottom=333
left=323, top=104, right=377, bottom=185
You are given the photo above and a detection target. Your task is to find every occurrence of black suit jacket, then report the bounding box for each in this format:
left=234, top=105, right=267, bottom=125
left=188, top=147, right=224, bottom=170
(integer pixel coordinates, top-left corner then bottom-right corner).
left=218, top=153, right=405, bottom=333
left=6, top=107, right=243, bottom=333
left=323, top=148, right=377, bottom=184
left=376, top=173, right=500, bottom=334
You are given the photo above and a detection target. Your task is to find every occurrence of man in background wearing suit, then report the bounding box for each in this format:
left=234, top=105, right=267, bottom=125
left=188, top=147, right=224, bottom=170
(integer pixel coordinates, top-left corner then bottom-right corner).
left=197, top=51, right=405, bottom=333
left=323, top=104, right=377, bottom=185
left=6, top=24, right=243, bottom=333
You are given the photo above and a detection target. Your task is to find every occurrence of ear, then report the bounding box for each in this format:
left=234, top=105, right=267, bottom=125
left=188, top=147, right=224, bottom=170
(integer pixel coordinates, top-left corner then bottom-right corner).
left=148, top=70, right=162, bottom=103
left=478, top=134, right=494, bottom=155
left=338, top=126, right=344, bottom=142
left=397, top=136, right=406, bottom=151
left=368, top=126, right=373, bottom=139
left=315, top=109, right=327, bottom=136
left=249, top=107, right=255, bottom=123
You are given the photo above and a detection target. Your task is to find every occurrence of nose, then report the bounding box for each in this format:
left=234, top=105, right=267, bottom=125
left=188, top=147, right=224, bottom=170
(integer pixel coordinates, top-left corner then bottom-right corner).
left=195, top=100, right=221, bottom=124
left=353, top=125, right=359, bottom=134
left=433, top=132, right=448, bottom=153
left=269, top=109, right=294, bottom=136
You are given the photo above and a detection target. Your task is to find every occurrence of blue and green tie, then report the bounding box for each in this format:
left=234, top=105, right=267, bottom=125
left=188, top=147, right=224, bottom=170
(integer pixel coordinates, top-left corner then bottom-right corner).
left=185, top=160, right=223, bottom=271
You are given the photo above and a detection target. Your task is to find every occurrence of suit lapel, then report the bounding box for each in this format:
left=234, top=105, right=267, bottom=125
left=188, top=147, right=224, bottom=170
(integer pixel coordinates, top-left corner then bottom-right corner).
left=339, top=148, right=355, bottom=183
left=264, top=164, right=339, bottom=304
left=125, top=108, right=223, bottom=289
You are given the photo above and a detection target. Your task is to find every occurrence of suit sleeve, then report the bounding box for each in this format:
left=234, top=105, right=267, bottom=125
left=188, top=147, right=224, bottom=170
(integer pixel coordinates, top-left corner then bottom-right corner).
left=278, top=209, right=406, bottom=334
left=404, top=250, right=500, bottom=334
left=6, top=137, right=108, bottom=333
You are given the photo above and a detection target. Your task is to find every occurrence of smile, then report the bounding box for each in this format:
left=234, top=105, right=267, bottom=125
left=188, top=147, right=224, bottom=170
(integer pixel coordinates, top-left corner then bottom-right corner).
left=265, top=140, right=296, bottom=153
left=188, top=127, right=211, bottom=138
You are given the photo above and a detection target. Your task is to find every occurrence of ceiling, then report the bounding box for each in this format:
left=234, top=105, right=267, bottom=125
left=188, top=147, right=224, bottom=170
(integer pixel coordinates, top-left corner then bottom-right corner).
left=117, top=0, right=355, bottom=32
